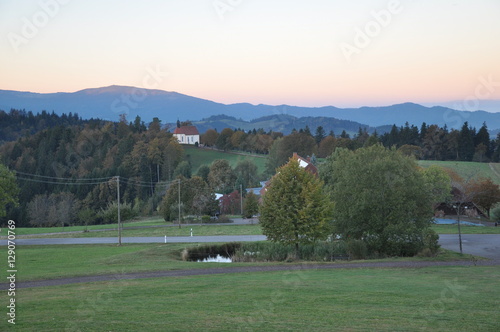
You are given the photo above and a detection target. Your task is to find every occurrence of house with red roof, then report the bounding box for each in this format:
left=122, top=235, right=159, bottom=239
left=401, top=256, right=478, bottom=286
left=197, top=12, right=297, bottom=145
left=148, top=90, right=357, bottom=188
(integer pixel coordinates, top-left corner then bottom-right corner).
left=173, top=126, right=200, bottom=145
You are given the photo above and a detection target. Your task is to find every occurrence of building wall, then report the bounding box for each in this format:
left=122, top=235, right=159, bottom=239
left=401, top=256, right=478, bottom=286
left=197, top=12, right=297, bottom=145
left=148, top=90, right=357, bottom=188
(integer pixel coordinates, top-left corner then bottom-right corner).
left=174, top=134, right=200, bottom=145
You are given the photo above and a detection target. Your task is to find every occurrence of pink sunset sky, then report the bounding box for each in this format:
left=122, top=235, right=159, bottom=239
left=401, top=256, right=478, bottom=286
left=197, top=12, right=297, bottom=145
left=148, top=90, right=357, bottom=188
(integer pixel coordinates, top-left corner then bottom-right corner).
left=1, top=0, right=499, bottom=110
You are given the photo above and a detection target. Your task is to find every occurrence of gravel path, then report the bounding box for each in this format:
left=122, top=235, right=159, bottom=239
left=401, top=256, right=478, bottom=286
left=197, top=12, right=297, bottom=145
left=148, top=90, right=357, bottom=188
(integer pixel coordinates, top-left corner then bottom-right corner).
left=3, top=258, right=499, bottom=290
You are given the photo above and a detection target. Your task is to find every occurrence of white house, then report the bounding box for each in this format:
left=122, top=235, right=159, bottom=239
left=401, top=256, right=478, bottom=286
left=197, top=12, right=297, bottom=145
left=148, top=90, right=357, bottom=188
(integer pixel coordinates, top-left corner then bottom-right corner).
left=173, top=126, right=200, bottom=145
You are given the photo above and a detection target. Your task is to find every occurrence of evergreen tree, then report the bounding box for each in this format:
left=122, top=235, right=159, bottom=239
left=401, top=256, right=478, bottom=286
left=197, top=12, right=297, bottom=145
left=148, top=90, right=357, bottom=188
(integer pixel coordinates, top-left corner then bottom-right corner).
left=314, top=126, right=326, bottom=145
left=458, top=122, right=475, bottom=161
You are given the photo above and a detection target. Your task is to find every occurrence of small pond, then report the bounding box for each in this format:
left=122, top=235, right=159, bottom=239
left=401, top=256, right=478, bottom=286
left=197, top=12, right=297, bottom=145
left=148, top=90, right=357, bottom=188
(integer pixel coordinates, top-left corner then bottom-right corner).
left=433, top=218, right=484, bottom=227
left=197, top=254, right=232, bottom=263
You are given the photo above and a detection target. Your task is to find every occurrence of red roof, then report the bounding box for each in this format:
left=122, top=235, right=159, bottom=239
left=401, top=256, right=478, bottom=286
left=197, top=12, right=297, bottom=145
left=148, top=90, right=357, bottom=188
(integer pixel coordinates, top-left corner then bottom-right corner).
left=174, top=126, right=199, bottom=135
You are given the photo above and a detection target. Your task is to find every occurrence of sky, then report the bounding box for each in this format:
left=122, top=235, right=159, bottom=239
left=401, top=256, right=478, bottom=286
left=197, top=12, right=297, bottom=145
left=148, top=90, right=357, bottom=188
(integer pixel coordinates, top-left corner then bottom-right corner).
left=1, top=0, right=500, bottom=110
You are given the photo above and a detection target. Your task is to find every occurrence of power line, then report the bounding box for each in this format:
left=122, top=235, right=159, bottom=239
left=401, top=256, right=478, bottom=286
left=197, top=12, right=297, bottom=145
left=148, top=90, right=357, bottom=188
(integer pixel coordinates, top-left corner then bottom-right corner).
left=14, top=171, right=112, bottom=181
left=16, top=176, right=110, bottom=186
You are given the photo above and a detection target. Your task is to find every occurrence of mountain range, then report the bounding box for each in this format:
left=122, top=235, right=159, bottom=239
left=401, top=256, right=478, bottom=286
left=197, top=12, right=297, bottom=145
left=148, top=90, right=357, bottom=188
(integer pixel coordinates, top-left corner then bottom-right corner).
left=1, top=85, right=499, bottom=133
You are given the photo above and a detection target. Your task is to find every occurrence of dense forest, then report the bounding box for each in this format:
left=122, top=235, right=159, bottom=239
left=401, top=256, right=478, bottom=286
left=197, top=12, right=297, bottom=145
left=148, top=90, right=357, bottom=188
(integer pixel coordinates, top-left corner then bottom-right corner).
left=0, top=110, right=184, bottom=226
left=1, top=109, right=500, bottom=226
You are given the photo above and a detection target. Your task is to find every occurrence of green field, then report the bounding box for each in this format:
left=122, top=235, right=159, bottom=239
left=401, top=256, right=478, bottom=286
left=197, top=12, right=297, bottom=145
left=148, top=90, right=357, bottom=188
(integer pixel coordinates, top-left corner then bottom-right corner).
left=2, top=239, right=498, bottom=330
left=418, top=160, right=500, bottom=184
left=7, top=264, right=499, bottom=331
left=183, top=145, right=267, bottom=177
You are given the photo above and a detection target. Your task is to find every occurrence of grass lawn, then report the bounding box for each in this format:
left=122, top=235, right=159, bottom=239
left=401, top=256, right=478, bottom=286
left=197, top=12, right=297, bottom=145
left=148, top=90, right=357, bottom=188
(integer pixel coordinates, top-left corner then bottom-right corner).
left=432, top=224, right=500, bottom=234
left=6, top=243, right=252, bottom=281
left=0, top=242, right=476, bottom=282
left=8, top=265, right=499, bottom=331
left=183, top=145, right=267, bottom=176
left=418, top=160, right=500, bottom=184
left=3, top=217, right=168, bottom=236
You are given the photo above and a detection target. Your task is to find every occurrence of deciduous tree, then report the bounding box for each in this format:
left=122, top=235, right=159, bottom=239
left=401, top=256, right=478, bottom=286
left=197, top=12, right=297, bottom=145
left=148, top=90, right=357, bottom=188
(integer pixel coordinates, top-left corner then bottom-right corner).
left=260, top=158, right=333, bottom=254
left=321, top=145, right=438, bottom=256
left=0, top=164, right=19, bottom=217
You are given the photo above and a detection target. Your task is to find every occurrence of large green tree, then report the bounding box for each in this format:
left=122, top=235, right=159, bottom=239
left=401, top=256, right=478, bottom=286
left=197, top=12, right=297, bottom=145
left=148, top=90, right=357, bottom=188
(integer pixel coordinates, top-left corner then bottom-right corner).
left=321, top=145, right=438, bottom=256
left=265, top=133, right=317, bottom=176
left=0, top=164, right=19, bottom=217
left=208, top=159, right=236, bottom=194
left=260, top=158, right=333, bottom=254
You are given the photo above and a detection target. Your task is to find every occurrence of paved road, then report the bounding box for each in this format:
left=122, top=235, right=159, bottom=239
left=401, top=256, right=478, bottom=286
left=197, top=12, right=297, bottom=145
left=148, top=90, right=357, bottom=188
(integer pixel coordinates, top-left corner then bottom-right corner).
left=2, top=234, right=499, bottom=260
left=438, top=234, right=500, bottom=259
left=0, top=235, right=267, bottom=246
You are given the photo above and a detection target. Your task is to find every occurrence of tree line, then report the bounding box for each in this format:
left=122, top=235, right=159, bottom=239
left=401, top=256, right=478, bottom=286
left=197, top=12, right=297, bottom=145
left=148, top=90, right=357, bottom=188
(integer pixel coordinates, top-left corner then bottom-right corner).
left=200, top=121, right=500, bottom=177
left=260, top=144, right=500, bottom=258
left=0, top=113, right=185, bottom=226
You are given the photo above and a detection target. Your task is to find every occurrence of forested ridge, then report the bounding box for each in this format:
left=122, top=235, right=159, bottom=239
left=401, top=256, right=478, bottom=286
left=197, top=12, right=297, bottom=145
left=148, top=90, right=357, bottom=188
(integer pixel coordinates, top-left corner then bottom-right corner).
left=0, top=110, right=184, bottom=225
left=1, top=109, right=500, bottom=227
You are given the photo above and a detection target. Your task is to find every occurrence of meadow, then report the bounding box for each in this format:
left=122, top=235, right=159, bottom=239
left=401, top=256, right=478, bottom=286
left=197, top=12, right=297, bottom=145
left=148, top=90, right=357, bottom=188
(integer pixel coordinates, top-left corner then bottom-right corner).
left=183, top=145, right=267, bottom=177
left=6, top=260, right=499, bottom=331
left=418, top=160, right=500, bottom=184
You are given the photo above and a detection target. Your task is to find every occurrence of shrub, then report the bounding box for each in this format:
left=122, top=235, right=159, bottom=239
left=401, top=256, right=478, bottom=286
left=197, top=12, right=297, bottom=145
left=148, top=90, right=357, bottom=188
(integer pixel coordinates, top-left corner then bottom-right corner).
left=232, top=241, right=349, bottom=262
left=347, top=239, right=368, bottom=260
left=99, top=201, right=137, bottom=224
left=216, top=215, right=232, bottom=223
left=490, top=203, right=500, bottom=222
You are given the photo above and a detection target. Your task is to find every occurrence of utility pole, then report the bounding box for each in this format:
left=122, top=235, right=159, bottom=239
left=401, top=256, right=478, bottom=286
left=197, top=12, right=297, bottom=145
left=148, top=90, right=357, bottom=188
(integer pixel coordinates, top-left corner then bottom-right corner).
left=116, top=176, right=121, bottom=246
left=240, top=183, right=243, bottom=217
left=178, top=179, right=181, bottom=228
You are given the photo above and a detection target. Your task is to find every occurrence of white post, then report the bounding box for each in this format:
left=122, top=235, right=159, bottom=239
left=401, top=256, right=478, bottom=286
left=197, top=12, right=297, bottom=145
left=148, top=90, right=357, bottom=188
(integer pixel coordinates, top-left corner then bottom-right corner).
left=164, top=235, right=167, bottom=244
left=190, top=228, right=193, bottom=237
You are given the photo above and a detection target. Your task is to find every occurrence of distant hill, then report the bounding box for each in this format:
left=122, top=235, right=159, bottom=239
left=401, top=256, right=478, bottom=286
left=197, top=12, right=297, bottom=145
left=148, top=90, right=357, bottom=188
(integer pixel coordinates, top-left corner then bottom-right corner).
left=189, top=114, right=385, bottom=135
left=1, top=85, right=500, bottom=131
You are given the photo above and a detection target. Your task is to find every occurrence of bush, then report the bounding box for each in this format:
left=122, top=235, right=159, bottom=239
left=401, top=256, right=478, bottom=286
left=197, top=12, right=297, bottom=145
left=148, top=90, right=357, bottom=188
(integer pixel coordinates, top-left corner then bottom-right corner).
left=99, top=201, right=137, bottom=224
left=216, top=215, right=232, bottom=223
left=77, top=208, right=97, bottom=226
left=347, top=239, right=368, bottom=260
left=491, top=203, right=500, bottom=222
left=232, top=241, right=349, bottom=262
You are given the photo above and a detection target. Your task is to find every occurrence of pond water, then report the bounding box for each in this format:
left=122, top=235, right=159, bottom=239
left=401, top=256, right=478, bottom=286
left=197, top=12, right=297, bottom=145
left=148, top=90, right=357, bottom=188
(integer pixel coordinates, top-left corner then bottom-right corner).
left=197, top=254, right=232, bottom=263
left=433, top=218, right=484, bottom=227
